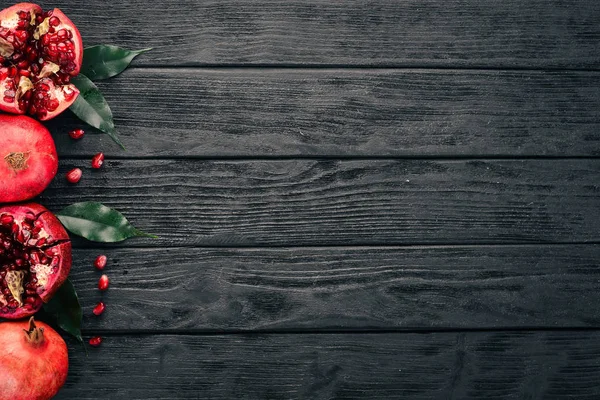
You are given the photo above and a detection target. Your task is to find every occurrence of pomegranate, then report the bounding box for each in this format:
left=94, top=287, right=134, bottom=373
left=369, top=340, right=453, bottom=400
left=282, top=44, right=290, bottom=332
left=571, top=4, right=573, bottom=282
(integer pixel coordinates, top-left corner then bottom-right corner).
left=0, top=203, right=71, bottom=319
left=0, top=3, right=83, bottom=120
left=0, top=115, right=57, bottom=203
left=0, top=317, right=68, bottom=400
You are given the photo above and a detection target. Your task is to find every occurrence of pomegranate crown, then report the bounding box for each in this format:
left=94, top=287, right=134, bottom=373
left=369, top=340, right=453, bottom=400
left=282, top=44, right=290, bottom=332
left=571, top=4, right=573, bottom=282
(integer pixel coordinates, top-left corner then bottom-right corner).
left=23, top=316, right=45, bottom=346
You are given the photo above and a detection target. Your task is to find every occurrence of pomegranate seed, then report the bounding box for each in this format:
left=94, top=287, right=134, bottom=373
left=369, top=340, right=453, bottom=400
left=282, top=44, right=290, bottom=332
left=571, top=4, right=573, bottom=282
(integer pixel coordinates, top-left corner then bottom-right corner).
left=98, top=274, right=109, bottom=291
left=15, top=30, right=27, bottom=41
left=49, top=16, right=61, bottom=26
left=46, top=99, right=59, bottom=112
left=69, top=129, right=84, bottom=140
left=92, top=302, right=105, bottom=316
left=94, top=255, right=107, bottom=270
left=0, top=215, right=13, bottom=225
left=91, top=153, right=104, bottom=169
left=89, top=336, right=102, bottom=347
left=66, top=168, right=82, bottom=184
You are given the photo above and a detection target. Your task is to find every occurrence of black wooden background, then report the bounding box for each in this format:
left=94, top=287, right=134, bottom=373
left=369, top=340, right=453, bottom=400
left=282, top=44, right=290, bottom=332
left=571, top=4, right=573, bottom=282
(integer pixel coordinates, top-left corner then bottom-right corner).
left=18, top=0, right=600, bottom=398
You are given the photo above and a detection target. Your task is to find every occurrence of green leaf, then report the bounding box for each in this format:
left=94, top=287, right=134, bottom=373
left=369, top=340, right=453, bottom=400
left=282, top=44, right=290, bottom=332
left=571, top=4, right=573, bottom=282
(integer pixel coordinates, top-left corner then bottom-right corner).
left=69, top=74, right=125, bottom=149
left=57, top=202, right=156, bottom=243
left=82, top=45, right=151, bottom=80
left=42, top=279, right=82, bottom=342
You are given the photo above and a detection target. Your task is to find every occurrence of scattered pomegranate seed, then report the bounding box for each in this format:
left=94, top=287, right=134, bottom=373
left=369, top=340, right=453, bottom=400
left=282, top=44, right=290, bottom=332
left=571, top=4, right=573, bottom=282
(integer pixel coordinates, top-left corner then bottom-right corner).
left=88, top=336, right=102, bottom=347
left=91, top=152, right=104, bottom=169
left=98, top=274, right=109, bottom=291
left=94, top=255, right=107, bottom=270
left=92, top=302, right=105, bottom=316
left=66, top=168, right=82, bottom=183
left=68, top=128, right=84, bottom=140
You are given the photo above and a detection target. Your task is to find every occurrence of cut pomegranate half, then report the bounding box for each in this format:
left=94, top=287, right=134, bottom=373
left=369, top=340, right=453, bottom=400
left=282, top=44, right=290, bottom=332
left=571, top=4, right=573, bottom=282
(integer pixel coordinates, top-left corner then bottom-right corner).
left=0, top=203, right=72, bottom=319
left=0, top=3, right=83, bottom=120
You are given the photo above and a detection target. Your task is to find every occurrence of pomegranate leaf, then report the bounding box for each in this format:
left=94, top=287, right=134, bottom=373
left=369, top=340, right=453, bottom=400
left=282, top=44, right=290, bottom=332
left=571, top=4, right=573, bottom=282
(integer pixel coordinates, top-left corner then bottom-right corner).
left=42, top=279, right=82, bottom=342
left=56, top=201, right=157, bottom=243
left=69, top=74, right=125, bottom=149
left=82, top=45, right=152, bottom=80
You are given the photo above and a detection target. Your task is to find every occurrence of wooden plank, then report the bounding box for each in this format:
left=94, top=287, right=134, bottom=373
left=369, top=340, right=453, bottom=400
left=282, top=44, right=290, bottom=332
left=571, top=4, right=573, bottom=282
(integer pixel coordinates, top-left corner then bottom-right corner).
left=41, top=159, right=600, bottom=246
left=58, top=331, right=600, bottom=399
left=70, top=245, right=600, bottom=331
left=39, top=0, right=600, bottom=68
left=47, top=69, right=600, bottom=157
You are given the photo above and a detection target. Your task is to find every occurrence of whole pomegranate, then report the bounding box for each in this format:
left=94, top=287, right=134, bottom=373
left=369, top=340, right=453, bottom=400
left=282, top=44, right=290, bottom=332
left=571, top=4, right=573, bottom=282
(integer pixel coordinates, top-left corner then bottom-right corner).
left=0, top=317, right=68, bottom=399
left=0, top=115, right=58, bottom=203
left=0, top=2, right=83, bottom=120
left=0, top=203, right=71, bottom=319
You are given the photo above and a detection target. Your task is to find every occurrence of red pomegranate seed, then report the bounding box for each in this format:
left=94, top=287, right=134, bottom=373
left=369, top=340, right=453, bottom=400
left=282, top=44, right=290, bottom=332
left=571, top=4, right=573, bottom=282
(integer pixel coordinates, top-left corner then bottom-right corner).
left=91, top=152, right=104, bottom=169
left=92, top=302, right=105, bottom=316
left=89, top=336, right=102, bottom=347
left=98, top=274, right=109, bottom=291
left=94, top=255, right=107, bottom=270
left=68, top=128, right=84, bottom=140
left=66, top=168, right=82, bottom=184
left=0, top=215, right=13, bottom=225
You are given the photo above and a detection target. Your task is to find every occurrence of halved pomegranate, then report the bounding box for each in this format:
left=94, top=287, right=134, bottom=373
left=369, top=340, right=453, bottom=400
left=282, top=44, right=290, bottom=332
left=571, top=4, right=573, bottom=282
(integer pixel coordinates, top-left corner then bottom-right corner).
left=0, top=203, right=72, bottom=319
left=0, top=115, right=58, bottom=203
left=0, top=3, right=83, bottom=120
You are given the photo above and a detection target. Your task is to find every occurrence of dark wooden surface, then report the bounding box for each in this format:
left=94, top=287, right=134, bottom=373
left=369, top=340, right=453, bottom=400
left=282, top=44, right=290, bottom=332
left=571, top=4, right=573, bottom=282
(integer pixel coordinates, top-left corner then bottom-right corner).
left=61, top=331, right=600, bottom=399
left=17, top=0, right=600, bottom=398
left=68, top=245, right=600, bottom=331
left=41, top=160, right=599, bottom=246
left=44, top=69, right=600, bottom=157
left=39, top=0, right=600, bottom=68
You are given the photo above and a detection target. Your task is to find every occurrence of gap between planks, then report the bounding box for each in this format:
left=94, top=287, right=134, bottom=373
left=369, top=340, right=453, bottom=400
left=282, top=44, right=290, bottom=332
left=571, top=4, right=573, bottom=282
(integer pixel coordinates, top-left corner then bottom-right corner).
left=60, top=155, right=600, bottom=161
left=82, top=326, right=600, bottom=337
left=69, top=242, right=600, bottom=250
left=128, top=65, right=600, bottom=73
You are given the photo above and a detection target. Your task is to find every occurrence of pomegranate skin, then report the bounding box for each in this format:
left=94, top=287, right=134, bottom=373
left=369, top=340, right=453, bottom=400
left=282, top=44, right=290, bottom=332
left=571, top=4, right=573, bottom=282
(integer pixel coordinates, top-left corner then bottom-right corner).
left=0, top=115, right=58, bottom=203
left=0, top=318, right=68, bottom=400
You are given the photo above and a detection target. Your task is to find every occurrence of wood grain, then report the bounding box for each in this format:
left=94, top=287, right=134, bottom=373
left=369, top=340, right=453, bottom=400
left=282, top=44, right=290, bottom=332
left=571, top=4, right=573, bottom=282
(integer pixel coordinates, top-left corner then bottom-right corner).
left=41, top=159, right=600, bottom=246
left=38, top=0, right=600, bottom=68
left=68, top=245, right=600, bottom=331
left=46, top=69, right=600, bottom=157
left=58, top=331, right=600, bottom=399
